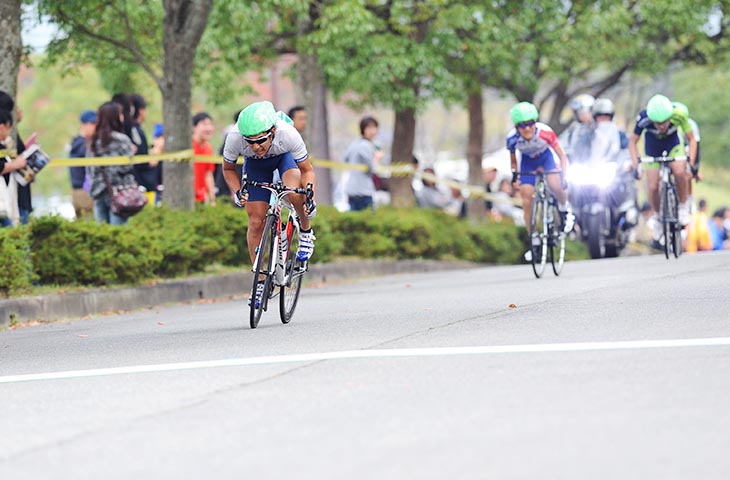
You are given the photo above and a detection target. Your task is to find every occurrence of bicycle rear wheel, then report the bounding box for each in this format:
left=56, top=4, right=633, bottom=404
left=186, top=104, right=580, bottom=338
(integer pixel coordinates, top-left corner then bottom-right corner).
left=549, top=203, right=566, bottom=276
left=280, top=221, right=304, bottom=324
left=250, top=215, right=276, bottom=329
left=530, top=197, right=547, bottom=278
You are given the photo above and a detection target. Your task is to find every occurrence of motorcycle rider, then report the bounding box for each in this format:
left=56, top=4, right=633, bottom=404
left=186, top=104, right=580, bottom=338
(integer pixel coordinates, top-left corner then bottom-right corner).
left=561, top=93, right=595, bottom=164
left=590, top=98, right=638, bottom=227
left=588, top=98, right=621, bottom=163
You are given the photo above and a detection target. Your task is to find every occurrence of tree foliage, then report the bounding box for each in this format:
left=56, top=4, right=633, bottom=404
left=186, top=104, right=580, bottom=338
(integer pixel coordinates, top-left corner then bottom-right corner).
left=19, top=0, right=730, bottom=210
left=35, top=0, right=214, bottom=209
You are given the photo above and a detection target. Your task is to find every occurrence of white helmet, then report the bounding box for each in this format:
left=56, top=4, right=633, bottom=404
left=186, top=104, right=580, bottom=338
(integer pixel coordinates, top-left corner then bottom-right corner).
left=569, top=94, right=595, bottom=113
left=592, top=98, right=615, bottom=117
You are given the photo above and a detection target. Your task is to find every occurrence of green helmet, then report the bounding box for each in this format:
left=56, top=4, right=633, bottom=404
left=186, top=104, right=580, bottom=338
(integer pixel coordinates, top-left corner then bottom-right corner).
left=510, top=101, right=539, bottom=125
left=237, top=101, right=277, bottom=137
left=646, top=94, right=673, bottom=122
left=672, top=101, right=689, bottom=117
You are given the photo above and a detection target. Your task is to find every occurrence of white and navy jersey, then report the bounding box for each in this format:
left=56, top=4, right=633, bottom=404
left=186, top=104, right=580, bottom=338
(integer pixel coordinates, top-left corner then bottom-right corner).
left=633, top=109, right=680, bottom=139
left=506, top=122, right=560, bottom=158
left=633, top=109, right=682, bottom=156
left=222, top=119, right=309, bottom=164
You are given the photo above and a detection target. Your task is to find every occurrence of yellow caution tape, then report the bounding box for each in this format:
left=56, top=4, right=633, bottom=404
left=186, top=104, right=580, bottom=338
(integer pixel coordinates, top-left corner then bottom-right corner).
left=46, top=149, right=518, bottom=205
left=312, top=159, right=368, bottom=172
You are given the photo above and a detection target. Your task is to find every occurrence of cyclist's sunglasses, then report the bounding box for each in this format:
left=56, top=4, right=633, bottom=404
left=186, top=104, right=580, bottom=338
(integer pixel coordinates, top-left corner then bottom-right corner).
left=516, top=120, right=536, bottom=129
left=244, top=130, right=273, bottom=145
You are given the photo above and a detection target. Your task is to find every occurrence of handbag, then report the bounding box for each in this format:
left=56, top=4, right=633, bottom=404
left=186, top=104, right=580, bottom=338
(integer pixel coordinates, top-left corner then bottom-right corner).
left=103, top=171, right=148, bottom=218
left=0, top=178, right=10, bottom=219
left=0, top=175, right=20, bottom=224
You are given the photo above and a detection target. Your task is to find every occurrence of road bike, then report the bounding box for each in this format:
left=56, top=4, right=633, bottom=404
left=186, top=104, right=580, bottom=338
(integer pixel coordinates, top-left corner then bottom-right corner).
left=238, top=176, right=314, bottom=328
left=518, top=168, right=566, bottom=278
left=639, top=153, right=686, bottom=259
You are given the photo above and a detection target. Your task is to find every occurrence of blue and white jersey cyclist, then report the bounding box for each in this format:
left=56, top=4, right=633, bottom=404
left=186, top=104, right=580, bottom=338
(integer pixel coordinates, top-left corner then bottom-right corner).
left=507, top=101, right=575, bottom=249
left=628, top=94, right=697, bottom=235
left=222, top=101, right=317, bottom=269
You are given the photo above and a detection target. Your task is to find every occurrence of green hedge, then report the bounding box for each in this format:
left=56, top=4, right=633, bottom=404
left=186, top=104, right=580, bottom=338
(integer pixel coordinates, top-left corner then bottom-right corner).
left=0, top=204, right=587, bottom=297
left=0, top=227, right=36, bottom=297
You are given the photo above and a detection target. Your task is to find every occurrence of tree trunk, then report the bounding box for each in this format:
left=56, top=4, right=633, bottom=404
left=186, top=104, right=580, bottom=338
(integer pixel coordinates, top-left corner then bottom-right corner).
left=466, top=89, right=486, bottom=220
left=296, top=52, right=333, bottom=205
left=0, top=0, right=21, bottom=102
left=390, top=108, right=417, bottom=208
left=161, top=0, right=213, bottom=210
left=544, top=79, right=570, bottom=135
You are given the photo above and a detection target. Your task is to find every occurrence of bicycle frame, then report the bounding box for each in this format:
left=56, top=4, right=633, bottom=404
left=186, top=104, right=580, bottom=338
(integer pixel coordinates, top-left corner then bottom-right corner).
left=639, top=154, right=686, bottom=259
left=241, top=177, right=313, bottom=328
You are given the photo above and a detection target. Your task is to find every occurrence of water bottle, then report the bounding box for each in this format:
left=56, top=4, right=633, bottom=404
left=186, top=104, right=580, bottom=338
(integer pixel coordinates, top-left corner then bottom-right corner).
left=275, top=225, right=288, bottom=284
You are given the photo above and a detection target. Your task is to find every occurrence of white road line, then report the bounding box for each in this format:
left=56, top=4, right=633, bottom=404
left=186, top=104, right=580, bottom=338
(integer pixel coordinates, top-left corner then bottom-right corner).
left=2, top=336, right=730, bottom=384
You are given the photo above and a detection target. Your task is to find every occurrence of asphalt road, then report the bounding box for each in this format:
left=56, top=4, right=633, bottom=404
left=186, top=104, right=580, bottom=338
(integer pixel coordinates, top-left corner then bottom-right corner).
left=1, top=252, right=730, bottom=479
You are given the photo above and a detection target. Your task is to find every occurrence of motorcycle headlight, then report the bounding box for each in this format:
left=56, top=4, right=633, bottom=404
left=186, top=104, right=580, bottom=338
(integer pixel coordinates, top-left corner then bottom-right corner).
left=568, top=163, right=616, bottom=188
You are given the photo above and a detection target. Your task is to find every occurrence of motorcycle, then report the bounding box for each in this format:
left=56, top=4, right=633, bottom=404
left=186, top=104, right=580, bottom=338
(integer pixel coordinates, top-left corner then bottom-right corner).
left=568, top=156, right=638, bottom=259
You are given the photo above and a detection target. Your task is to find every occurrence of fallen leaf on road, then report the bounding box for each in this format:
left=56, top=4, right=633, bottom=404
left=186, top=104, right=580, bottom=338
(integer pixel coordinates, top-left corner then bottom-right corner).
left=508, top=304, right=517, bottom=309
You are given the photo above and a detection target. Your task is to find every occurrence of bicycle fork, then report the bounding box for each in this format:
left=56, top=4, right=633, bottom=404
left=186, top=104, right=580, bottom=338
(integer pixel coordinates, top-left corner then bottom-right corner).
left=274, top=220, right=294, bottom=286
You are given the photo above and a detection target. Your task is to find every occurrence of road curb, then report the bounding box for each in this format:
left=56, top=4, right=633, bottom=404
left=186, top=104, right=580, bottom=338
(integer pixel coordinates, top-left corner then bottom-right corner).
left=0, top=260, right=475, bottom=327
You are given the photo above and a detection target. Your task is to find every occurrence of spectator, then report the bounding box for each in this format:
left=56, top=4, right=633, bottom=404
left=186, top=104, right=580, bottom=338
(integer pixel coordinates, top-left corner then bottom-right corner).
left=215, top=110, right=243, bottom=199
left=111, top=93, right=135, bottom=146
left=151, top=123, right=165, bottom=155
left=87, top=101, right=136, bottom=225
left=68, top=109, right=96, bottom=220
left=342, top=115, right=383, bottom=211
left=685, top=198, right=712, bottom=253
left=483, top=165, right=498, bottom=212
left=0, top=90, right=34, bottom=225
left=492, top=177, right=524, bottom=226
left=287, top=106, right=307, bottom=134
left=192, top=112, right=216, bottom=206
left=149, top=123, right=165, bottom=204
left=0, top=108, right=27, bottom=227
left=416, top=167, right=451, bottom=210
left=709, top=207, right=729, bottom=250
left=445, top=179, right=467, bottom=218
left=129, top=94, right=160, bottom=205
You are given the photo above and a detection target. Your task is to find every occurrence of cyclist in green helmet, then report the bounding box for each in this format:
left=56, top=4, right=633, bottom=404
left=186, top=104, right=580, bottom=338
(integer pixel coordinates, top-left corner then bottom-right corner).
left=628, top=94, right=697, bottom=235
left=507, top=101, right=575, bottom=261
left=673, top=100, right=702, bottom=205
left=222, top=100, right=317, bottom=270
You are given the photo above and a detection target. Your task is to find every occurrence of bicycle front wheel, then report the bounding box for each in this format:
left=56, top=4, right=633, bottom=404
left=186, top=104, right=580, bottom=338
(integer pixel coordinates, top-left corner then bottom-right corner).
left=668, top=187, right=682, bottom=258
left=280, top=222, right=304, bottom=324
left=530, top=196, right=547, bottom=278
left=660, top=182, right=671, bottom=260
left=549, top=203, right=566, bottom=276
left=250, top=215, right=276, bottom=329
